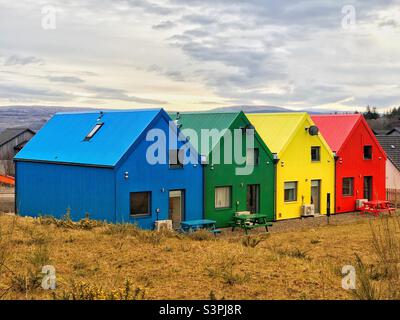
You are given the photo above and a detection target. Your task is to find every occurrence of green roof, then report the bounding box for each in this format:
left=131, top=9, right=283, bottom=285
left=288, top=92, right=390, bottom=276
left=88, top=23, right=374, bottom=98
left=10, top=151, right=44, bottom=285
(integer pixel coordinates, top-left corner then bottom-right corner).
left=169, top=112, right=239, bottom=134
left=169, top=112, right=240, bottom=156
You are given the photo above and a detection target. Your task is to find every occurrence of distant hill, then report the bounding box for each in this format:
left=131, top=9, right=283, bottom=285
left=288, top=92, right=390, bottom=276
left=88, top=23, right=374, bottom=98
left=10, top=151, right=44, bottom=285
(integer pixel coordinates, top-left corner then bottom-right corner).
left=210, top=105, right=335, bottom=114
left=0, top=105, right=337, bottom=132
left=0, top=106, right=106, bottom=131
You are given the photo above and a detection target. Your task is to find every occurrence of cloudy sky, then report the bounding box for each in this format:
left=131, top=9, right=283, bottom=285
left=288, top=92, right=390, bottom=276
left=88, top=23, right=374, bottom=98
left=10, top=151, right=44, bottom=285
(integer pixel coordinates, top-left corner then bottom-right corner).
left=0, top=0, right=399, bottom=112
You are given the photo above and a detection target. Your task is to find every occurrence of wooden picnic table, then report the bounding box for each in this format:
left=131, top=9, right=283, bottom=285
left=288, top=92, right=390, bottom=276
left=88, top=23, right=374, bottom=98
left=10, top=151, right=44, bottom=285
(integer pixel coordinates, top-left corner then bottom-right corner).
left=360, top=200, right=395, bottom=217
left=232, top=213, right=272, bottom=234
left=180, top=219, right=221, bottom=235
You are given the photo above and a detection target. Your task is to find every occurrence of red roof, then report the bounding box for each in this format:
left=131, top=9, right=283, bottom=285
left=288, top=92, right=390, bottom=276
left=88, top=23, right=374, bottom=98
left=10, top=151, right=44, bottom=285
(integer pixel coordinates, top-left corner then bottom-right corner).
left=311, top=114, right=362, bottom=152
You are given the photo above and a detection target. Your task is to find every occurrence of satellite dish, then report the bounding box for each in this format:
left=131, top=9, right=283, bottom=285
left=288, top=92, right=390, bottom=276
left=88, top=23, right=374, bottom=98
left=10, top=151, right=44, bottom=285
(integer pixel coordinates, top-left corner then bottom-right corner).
left=308, top=125, right=319, bottom=136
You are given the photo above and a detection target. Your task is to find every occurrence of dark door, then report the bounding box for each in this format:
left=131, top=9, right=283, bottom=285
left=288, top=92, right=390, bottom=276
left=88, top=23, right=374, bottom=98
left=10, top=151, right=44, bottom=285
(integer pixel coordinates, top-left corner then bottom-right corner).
left=247, top=184, right=260, bottom=213
left=364, top=176, right=372, bottom=200
left=169, top=190, right=185, bottom=228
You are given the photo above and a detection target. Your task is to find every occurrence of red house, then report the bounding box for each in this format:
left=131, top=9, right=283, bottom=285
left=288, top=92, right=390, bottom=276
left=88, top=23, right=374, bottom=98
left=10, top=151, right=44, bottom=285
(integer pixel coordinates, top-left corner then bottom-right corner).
left=312, top=114, right=386, bottom=213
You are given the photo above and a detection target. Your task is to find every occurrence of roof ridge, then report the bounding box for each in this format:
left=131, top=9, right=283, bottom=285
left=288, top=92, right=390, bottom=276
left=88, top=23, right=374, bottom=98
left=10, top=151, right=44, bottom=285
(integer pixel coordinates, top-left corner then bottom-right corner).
left=56, top=108, right=162, bottom=115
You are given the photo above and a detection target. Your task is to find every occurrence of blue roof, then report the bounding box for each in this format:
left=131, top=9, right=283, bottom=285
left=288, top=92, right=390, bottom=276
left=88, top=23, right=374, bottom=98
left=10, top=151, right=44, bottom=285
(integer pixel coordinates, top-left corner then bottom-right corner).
left=15, top=109, right=164, bottom=167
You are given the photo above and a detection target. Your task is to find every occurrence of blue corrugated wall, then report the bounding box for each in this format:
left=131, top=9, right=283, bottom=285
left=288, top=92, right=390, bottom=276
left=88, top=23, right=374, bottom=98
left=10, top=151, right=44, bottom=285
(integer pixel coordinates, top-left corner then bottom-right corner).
left=115, top=115, right=204, bottom=229
left=16, top=161, right=116, bottom=222
left=15, top=113, right=203, bottom=229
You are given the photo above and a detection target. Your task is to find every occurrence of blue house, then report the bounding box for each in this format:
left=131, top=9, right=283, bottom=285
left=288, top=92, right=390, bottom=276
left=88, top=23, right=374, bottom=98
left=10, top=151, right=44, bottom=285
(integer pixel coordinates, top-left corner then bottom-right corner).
left=14, top=109, right=203, bottom=229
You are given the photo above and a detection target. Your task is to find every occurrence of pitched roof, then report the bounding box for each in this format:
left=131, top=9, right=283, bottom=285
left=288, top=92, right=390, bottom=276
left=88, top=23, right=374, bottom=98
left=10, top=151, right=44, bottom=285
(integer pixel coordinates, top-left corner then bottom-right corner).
left=170, top=112, right=239, bottom=134
left=0, top=128, right=34, bottom=146
left=311, top=114, right=361, bottom=153
left=386, top=127, right=400, bottom=136
left=246, top=113, right=307, bottom=155
left=312, top=114, right=386, bottom=158
left=169, top=112, right=240, bottom=154
left=376, top=135, right=400, bottom=170
left=15, top=109, right=165, bottom=167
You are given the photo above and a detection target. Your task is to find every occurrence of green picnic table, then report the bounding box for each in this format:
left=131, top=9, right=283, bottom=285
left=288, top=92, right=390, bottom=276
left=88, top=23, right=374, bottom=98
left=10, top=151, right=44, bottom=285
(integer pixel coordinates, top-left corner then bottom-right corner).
left=232, top=213, right=272, bottom=234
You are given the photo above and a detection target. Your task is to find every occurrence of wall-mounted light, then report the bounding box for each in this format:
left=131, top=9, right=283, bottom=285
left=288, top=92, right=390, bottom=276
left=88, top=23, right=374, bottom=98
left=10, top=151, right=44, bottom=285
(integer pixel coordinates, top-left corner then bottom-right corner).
left=124, top=171, right=129, bottom=180
left=160, top=187, right=165, bottom=192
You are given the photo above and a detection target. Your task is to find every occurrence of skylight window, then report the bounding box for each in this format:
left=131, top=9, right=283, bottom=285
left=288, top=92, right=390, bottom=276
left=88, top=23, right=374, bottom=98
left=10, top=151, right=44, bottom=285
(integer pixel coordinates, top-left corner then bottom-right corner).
left=84, top=123, right=103, bottom=141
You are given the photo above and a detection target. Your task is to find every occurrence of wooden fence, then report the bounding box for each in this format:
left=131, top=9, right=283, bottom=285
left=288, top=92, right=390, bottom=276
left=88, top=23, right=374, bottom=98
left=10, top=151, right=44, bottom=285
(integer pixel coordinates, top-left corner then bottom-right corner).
left=386, top=188, right=400, bottom=207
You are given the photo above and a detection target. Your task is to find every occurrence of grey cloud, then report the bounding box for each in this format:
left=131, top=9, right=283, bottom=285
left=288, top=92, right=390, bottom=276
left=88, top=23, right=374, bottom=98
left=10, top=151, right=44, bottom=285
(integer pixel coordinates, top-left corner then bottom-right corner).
left=147, top=65, right=186, bottom=82
left=379, top=19, right=398, bottom=28
left=152, top=20, right=176, bottom=30
left=48, top=76, right=85, bottom=84
left=3, top=55, right=43, bottom=66
left=85, top=86, right=168, bottom=104
left=0, top=83, right=71, bottom=102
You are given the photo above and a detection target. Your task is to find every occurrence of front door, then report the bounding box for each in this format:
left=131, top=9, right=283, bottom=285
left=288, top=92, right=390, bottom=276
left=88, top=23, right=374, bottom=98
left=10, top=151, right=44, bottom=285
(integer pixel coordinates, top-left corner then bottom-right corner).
left=247, top=184, right=260, bottom=213
left=169, top=190, right=184, bottom=228
left=311, top=180, right=321, bottom=214
left=364, top=176, right=372, bottom=200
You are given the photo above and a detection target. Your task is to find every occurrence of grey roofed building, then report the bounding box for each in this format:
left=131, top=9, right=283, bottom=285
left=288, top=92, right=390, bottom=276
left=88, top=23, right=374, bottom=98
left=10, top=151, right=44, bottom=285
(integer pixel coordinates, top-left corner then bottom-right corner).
left=0, top=128, right=35, bottom=148
left=377, top=135, right=400, bottom=171
left=0, top=127, right=35, bottom=175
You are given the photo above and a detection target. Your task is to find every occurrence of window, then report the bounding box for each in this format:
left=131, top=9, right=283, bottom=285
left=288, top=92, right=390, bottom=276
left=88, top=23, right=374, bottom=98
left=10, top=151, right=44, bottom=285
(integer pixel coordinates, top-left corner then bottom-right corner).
left=246, top=148, right=259, bottom=165
left=84, top=123, right=103, bottom=141
left=130, top=192, right=151, bottom=216
left=311, top=146, right=320, bottom=162
left=169, top=149, right=183, bottom=168
left=342, top=178, right=354, bottom=196
left=215, top=186, right=232, bottom=209
left=284, top=182, right=298, bottom=202
left=364, top=146, right=372, bottom=160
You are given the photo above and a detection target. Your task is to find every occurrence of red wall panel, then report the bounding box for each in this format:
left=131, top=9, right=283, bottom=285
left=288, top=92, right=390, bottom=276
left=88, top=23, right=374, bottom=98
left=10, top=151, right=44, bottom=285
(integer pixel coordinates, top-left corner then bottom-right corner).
left=335, top=119, right=386, bottom=213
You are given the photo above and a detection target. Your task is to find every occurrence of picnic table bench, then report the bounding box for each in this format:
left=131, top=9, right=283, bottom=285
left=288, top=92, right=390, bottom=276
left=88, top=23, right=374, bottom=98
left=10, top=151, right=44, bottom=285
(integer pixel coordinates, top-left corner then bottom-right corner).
left=179, top=219, right=221, bottom=236
left=360, top=200, right=395, bottom=217
left=231, top=213, right=272, bottom=234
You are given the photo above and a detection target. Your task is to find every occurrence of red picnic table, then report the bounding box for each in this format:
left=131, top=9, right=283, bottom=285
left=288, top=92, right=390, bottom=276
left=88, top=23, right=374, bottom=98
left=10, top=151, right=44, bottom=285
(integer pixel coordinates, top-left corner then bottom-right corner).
left=360, top=200, right=395, bottom=217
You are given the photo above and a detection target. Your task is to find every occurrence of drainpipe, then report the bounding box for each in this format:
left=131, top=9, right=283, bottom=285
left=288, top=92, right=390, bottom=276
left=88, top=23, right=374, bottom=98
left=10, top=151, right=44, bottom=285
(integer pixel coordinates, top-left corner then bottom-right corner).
left=14, top=160, right=17, bottom=215
left=333, top=152, right=339, bottom=214
left=201, top=157, right=206, bottom=220
left=273, top=153, right=279, bottom=221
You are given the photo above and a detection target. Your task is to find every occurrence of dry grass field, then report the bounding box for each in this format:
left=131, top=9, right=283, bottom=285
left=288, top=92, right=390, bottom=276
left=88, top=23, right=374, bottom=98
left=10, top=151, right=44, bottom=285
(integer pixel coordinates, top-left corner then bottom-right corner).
left=0, top=212, right=399, bottom=300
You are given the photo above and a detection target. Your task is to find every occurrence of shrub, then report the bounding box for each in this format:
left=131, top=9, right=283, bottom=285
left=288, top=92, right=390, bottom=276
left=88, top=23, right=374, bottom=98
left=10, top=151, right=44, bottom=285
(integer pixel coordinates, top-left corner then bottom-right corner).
left=206, top=258, right=249, bottom=286
left=187, top=229, right=212, bottom=241
left=53, top=280, right=145, bottom=300
left=241, top=235, right=268, bottom=248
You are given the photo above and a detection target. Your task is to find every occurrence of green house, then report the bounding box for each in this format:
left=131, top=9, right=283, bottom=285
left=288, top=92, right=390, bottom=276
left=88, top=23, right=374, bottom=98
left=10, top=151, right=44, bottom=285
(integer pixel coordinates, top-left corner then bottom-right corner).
left=170, top=112, right=275, bottom=227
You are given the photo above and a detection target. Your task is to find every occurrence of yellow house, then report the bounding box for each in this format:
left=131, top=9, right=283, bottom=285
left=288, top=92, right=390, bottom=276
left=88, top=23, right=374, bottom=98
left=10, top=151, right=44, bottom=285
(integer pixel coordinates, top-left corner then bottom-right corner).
left=246, top=113, right=335, bottom=220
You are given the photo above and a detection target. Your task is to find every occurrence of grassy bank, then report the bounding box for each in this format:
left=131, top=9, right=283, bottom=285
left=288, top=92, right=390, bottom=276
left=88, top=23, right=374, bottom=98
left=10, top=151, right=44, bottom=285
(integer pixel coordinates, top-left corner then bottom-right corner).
left=0, top=213, right=399, bottom=300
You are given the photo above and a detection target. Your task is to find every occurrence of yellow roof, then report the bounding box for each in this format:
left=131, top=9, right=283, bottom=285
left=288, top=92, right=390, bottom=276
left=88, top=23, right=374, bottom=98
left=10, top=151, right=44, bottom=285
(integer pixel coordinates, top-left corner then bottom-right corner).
left=246, top=113, right=307, bottom=155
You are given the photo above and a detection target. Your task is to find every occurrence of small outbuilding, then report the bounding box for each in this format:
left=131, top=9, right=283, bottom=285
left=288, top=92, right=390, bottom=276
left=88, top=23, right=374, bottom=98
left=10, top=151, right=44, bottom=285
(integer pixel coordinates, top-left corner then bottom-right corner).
left=247, top=113, right=335, bottom=220
left=312, top=114, right=386, bottom=213
left=0, top=128, right=35, bottom=175
left=15, top=109, right=203, bottom=229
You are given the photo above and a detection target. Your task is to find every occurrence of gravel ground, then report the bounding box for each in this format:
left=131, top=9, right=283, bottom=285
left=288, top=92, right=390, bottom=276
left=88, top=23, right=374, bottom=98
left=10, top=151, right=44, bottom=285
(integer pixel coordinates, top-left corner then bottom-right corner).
left=223, top=211, right=379, bottom=236
left=267, top=212, right=375, bottom=233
